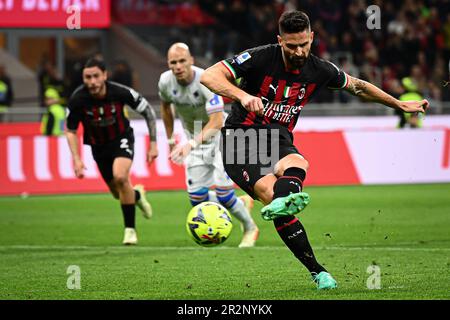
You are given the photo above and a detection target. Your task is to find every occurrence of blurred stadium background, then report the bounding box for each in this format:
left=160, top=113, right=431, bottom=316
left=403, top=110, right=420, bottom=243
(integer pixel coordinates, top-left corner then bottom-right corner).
left=0, top=0, right=449, bottom=194
left=0, top=0, right=449, bottom=301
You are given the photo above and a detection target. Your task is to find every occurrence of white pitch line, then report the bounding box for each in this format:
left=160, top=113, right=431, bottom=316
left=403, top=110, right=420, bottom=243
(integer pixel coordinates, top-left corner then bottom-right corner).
left=0, top=245, right=449, bottom=252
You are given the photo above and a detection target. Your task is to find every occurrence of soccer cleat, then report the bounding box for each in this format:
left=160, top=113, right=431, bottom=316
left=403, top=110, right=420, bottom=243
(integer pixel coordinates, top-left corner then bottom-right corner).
left=123, top=227, right=138, bottom=245
left=313, top=271, right=338, bottom=290
left=260, top=192, right=310, bottom=221
left=134, top=184, right=152, bottom=219
left=238, top=227, right=259, bottom=248
left=239, top=195, right=254, bottom=213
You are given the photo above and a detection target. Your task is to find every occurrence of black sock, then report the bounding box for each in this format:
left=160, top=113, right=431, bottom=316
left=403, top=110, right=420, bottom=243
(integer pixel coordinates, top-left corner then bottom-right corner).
left=273, top=167, right=305, bottom=198
left=274, top=216, right=326, bottom=276
left=273, top=167, right=326, bottom=276
left=135, top=190, right=141, bottom=202
left=121, top=204, right=135, bottom=228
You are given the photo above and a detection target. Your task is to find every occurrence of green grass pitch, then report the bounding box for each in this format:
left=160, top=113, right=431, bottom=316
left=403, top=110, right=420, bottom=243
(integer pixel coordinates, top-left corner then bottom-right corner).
left=0, top=184, right=449, bottom=300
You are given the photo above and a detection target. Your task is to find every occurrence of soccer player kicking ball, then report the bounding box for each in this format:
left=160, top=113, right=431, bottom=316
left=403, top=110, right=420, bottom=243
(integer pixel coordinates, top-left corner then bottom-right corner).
left=201, top=11, right=428, bottom=289
left=159, top=43, right=259, bottom=248
left=65, top=58, right=158, bottom=245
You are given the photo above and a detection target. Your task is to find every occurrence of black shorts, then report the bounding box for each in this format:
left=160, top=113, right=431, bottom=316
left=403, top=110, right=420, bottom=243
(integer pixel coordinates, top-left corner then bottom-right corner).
left=220, top=124, right=300, bottom=199
left=91, top=131, right=135, bottom=184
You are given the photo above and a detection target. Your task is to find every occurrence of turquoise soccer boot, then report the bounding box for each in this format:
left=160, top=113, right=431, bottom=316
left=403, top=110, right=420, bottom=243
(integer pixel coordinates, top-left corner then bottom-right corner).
left=260, top=192, right=310, bottom=221
left=313, top=271, right=338, bottom=290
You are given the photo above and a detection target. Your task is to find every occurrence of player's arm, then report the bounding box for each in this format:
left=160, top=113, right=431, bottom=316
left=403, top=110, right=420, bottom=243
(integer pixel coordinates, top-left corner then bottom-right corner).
left=160, top=100, right=175, bottom=149
left=192, top=111, right=223, bottom=147
left=126, top=87, right=158, bottom=164
left=65, top=104, right=86, bottom=179
left=65, top=129, right=86, bottom=179
left=169, top=111, right=223, bottom=165
left=201, top=62, right=263, bottom=115
left=344, top=75, right=429, bottom=113
left=137, top=99, right=158, bottom=164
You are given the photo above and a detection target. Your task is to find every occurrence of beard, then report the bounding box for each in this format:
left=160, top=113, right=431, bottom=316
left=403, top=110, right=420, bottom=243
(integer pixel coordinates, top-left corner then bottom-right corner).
left=289, top=55, right=307, bottom=68
left=88, top=84, right=105, bottom=98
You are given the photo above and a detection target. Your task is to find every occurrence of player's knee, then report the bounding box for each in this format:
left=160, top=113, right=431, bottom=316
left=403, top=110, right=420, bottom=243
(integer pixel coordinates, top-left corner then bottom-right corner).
left=216, top=187, right=237, bottom=209
left=276, top=156, right=309, bottom=176
left=113, top=174, right=129, bottom=188
left=189, top=187, right=209, bottom=206
left=300, top=159, right=310, bottom=171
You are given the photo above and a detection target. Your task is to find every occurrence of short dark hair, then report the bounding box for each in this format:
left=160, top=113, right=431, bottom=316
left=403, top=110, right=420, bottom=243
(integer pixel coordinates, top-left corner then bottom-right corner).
left=84, top=57, right=106, bottom=72
left=279, top=11, right=311, bottom=34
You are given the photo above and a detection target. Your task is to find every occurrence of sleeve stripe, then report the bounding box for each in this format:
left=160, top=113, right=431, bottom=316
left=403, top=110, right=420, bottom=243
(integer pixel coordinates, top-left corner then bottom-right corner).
left=136, top=98, right=148, bottom=113
left=327, top=72, right=349, bottom=90
left=342, top=72, right=349, bottom=89
left=221, top=60, right=237, bottom=79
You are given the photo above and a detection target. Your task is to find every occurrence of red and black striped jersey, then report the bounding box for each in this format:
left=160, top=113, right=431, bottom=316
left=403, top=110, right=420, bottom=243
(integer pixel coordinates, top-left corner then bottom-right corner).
left=221, top=44, right=348, bottom=132
left=66, top=81, right=148, bottom=145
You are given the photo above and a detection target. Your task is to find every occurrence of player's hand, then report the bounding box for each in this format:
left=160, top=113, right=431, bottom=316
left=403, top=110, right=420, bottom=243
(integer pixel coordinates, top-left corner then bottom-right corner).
left=170, top=143, right=192, bottom=165
left=147, top=142, right=158, bottom=165
left=73, top=158, right=86, bottom=179
left=398, top=99, right=429, bottom=113
left=240, top=94, right=264, bottom=116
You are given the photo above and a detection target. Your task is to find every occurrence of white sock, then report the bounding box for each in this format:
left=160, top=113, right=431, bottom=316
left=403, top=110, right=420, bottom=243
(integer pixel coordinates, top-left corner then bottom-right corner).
left=208, top=191, right=219, bottom=203
left=228, top=197, right=256, bottom=232
left=209, top=191, right=255, bottom=231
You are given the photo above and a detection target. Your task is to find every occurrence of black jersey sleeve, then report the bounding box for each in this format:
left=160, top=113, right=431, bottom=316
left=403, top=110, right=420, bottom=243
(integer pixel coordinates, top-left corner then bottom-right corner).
left=112, top=82, right=150, bottom=113
left=321, top=60, right=349, bottom=90
left=221, top=46, right=267, bottom=80
left=66, top=95, right=82, bottom=131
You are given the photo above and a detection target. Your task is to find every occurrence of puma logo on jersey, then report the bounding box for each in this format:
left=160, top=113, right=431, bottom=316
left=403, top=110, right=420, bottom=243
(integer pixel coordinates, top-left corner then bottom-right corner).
left=269, top=84, right=278, bottom=94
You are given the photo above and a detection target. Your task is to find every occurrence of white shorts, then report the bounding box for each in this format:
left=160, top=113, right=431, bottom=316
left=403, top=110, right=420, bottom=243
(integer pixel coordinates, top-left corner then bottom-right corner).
left=185, top=141, right=234, bottom=193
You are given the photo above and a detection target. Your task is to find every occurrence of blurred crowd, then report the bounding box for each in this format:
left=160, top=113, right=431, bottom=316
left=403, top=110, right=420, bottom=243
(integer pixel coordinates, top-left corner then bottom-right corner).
left=2, top=0, right=449, bottom=127
left=198, top=0, right=450, bottom=103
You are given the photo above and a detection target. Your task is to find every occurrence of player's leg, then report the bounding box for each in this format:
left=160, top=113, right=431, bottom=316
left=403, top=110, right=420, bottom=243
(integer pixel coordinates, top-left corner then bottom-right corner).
left=215, top=185, right=259, bottom=247
left=92, top=145, right=119, bottom=199
left=186, top=160, right=213, bottom=206
left=98, top=162, right=148, bottom=220
left=134, top=183, right=152, bottom=219
left=258, top=154, right=336, bottom=289
left=260, top=153, right=310, bottom=219
left=92, top=143, right=142, bottom=245
left=112, top=157, right=139, bottom=245
left=214, top=162, right=259, bottom=247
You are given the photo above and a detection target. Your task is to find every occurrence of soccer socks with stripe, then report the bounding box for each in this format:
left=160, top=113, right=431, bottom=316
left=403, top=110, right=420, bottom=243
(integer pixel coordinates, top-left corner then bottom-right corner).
left=274, top=216, right=326, bottom=276
left=273, top=167, right=305, bottom=198
left=273, top=168, right=326, bottom=276
left=216, top=187, right=255, bottom=231
left=121, top=204, right=136, bottom=229
left=188, top=187, right=209, bottom=206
